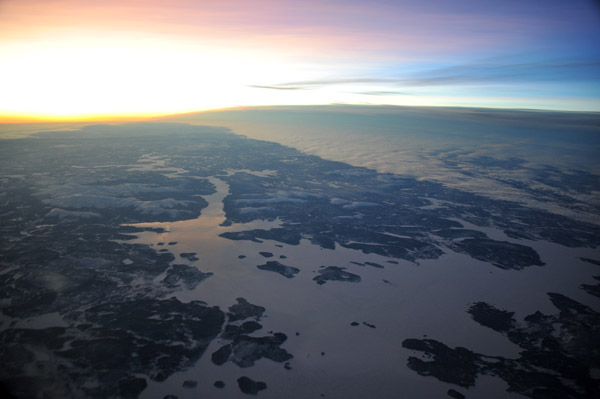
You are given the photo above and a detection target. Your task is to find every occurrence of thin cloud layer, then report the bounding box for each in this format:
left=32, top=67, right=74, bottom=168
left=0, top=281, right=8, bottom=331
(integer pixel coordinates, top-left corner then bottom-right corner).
left=252, top=58, right=600, bottom=89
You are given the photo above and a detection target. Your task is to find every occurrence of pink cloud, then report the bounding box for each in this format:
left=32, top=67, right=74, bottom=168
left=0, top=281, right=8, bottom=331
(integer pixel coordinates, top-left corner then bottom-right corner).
left=2, top=0, right=598, bottom=67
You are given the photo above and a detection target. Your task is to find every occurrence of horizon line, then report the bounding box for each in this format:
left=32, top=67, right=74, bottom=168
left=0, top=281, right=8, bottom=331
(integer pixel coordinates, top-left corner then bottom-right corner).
left=2, top=103, right=600, bottom=124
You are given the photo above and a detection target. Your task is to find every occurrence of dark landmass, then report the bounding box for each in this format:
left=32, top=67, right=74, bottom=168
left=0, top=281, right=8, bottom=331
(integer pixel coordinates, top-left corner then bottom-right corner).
left=211, top=345, right=233, bottom=366
left=447, top=389, right=466, bottom=399
left=403, top=293, right=600, bottom=398
left=215, top=133, right=600, bottom=262
left=212, top=297, right=293, bottom=369
left=467, top=302, right=514, bottom=332
left=313, top=266, right=361, bottom=285
left=1, top=122, right=599, bottom=398
left=222, top=321, right=262, bottom=339
left=0, top=126, right=236, bottom=398
left=162, top=264, right=212, bottom=290
left=452, top=238, right=545, bottom=270
left=434, top=229, right=487, bottom=240
left=580, top=257, right=600, bottom=266
left=227, top=298, right=265, bottom=322
left=581, top=276, right=600, bottom=299
left=180, top=252, right=199, bottom=261
left=1, top=298, right=224, bottom=397
left=214, top=380, right=225, bottom=388
left=212, top=333, right=293, bottom=368
left=257, top=261, right=300, bottom=278
left=259, top=251, right=274, bottom=258
left=350, top=261, right=384, bottom=269
left=220, top=229, right=301, bottom=245
left=182, top=380, right=197, bottom=389
left=119, top=377, right=147, bottom=398
left=237, top=376, right=267, bottom=395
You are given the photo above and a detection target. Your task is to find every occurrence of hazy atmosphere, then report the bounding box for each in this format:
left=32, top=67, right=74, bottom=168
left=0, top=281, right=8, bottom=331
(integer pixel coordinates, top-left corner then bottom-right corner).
left=1, top=0, right=600, bottom=120
left=1, top=1, right=599, bottom=399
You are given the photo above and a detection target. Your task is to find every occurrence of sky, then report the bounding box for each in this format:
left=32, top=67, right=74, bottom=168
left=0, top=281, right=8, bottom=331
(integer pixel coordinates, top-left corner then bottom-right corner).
left=0, top=0, right=599, bottom=121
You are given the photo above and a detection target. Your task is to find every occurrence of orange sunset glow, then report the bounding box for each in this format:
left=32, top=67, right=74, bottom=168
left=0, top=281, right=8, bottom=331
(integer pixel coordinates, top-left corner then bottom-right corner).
left=1, top=0, right=599, bottom=120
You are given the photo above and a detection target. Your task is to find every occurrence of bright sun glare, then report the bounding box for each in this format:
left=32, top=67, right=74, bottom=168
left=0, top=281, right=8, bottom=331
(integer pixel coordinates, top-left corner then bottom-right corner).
left=0, top=35, right=328, bottom=120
